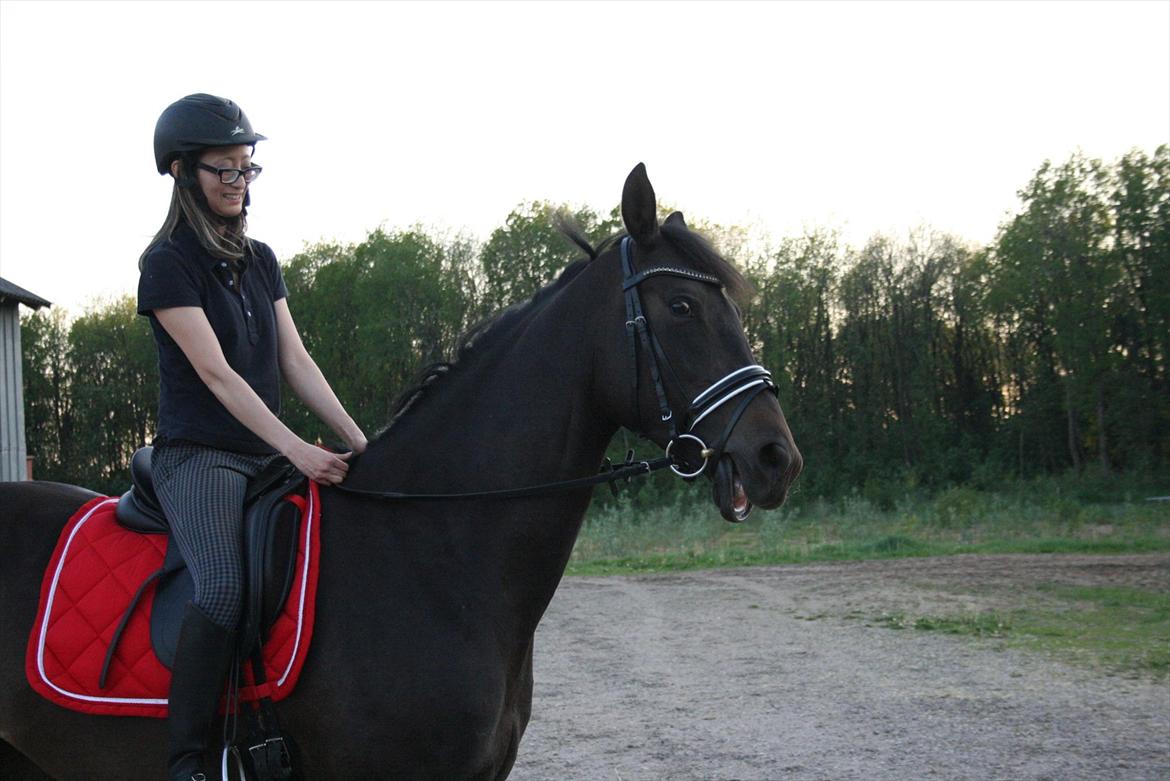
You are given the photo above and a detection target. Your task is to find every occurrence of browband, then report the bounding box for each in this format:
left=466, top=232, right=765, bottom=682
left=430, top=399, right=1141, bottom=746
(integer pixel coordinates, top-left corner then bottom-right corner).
left=622, top=267, right=723, bottom=290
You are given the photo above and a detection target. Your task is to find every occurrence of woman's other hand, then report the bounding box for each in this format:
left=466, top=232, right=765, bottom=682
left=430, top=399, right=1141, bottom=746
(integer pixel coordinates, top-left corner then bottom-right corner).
left=287, top=441, right=352, bottom=484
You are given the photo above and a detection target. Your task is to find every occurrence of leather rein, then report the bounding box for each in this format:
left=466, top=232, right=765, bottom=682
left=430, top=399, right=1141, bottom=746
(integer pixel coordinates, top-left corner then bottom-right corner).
left=333, top=236, right=776, bottom=502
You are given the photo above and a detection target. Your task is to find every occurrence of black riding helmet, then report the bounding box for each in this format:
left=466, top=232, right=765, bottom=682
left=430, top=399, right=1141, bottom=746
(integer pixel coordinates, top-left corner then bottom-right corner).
left=154, top=93, right=266, bottom=175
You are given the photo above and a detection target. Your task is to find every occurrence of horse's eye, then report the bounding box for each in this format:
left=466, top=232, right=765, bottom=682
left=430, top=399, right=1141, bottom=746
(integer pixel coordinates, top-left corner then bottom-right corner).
left=670, top=299, right=693, bottom=317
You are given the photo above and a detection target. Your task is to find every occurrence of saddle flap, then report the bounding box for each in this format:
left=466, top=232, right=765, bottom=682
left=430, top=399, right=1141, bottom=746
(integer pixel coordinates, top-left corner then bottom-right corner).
left=240, top=490, right=304, bottom=654
left=150, top=473, right=306, bottom=668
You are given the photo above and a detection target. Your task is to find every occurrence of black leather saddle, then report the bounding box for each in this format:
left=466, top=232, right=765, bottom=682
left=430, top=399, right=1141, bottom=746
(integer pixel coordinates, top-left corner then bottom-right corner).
left=107, top=446, right=306, bottom=681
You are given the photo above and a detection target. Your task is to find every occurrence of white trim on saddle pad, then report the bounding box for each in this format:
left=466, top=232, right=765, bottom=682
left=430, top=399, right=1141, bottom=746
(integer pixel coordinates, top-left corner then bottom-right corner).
left=279, top=486, right=313, bottom=686
left=34, top=490, right=315, bottom=705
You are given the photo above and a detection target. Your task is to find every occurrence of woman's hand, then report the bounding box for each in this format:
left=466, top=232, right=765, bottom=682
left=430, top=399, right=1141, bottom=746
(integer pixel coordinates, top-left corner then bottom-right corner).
left=286, top=440, right=353, bottom=485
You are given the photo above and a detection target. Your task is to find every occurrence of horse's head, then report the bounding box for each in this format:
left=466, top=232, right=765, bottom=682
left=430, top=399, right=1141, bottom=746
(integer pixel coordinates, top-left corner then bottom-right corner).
left=594, top=164, right=802, bottom=522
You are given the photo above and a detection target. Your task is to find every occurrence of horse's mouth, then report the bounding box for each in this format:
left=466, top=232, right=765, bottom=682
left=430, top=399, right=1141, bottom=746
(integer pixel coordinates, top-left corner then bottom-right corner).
left=713, top=455, right=752, bottom=523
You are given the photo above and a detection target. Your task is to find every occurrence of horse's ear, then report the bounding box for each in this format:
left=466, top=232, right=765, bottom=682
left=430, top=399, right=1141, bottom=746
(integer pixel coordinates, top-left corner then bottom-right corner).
left=664, top=211, right=687, bottom=229
left=622, top=163, right=660, bottom=247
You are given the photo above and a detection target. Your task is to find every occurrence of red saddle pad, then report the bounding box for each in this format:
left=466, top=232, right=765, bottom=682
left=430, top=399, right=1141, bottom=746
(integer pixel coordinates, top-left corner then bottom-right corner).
left=26, top=483, right=321, bottom=718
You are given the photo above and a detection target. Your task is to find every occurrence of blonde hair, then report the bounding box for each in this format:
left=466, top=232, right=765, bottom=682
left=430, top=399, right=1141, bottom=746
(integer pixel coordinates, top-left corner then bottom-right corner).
left=139, top=154, right=252, bottom=271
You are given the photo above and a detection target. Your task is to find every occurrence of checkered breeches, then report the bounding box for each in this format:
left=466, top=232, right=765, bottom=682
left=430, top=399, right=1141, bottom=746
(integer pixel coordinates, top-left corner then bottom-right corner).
left=152, top=442, right=274, bottom=630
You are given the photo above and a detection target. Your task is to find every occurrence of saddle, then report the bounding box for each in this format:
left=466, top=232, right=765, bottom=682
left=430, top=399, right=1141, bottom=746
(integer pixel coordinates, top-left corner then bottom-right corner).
left=112, top=446, right=306, bottom=672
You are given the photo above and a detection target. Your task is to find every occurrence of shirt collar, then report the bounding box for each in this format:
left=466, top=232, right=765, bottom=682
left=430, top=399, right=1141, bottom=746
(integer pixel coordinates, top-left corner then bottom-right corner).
left=173, top=220, right=250, bottom=273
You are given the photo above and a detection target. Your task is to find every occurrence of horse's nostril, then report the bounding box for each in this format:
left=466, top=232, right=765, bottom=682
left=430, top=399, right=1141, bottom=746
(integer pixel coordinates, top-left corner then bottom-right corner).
left=759, top=441, right=788, bottom=472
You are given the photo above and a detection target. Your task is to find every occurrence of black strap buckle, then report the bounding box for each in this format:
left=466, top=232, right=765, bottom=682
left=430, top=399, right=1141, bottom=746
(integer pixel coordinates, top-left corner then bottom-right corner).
left=247, top=736, right=292, bottom=781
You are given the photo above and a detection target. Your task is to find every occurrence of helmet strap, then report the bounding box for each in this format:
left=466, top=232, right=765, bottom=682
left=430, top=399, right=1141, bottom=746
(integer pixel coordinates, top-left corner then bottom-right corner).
left=175, top=153, right=200, bottom=191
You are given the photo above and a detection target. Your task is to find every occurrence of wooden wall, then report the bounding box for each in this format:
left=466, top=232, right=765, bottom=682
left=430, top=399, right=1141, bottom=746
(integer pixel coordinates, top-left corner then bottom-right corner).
left=0, top=302, right=27, bottom=481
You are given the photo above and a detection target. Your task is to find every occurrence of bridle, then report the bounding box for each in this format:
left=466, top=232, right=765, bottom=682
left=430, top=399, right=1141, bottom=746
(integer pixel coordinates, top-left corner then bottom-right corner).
left=332, top=236, right=777, bottom=502
left=619, top=236, right=777, bottom=479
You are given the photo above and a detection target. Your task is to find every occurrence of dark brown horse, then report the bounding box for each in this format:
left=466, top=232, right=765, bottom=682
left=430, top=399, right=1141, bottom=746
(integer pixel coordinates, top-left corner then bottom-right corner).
left=0, top=164, right=801, bottom=780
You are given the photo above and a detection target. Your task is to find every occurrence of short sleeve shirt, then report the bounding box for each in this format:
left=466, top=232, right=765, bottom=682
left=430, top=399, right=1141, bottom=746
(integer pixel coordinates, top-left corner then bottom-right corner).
left=138, top=222, right=289, bottom=454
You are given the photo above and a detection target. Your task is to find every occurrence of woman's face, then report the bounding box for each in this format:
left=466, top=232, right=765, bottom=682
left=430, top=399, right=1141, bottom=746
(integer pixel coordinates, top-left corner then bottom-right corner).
left=195, top=145, right=253, bottom=219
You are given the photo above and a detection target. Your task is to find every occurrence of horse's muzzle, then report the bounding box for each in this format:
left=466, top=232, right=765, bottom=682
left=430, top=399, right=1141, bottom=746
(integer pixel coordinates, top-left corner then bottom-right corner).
left=715, top=438, right=801, bottom=522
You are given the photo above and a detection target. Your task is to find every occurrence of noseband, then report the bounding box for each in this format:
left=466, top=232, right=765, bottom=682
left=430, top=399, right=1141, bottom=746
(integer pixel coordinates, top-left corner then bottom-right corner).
left=620, top=237, right=777, bottom=479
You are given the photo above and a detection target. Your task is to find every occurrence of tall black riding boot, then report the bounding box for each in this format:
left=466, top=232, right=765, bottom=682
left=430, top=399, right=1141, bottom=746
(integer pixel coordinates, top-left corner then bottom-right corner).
left=167, top=602, right=236, bottom=781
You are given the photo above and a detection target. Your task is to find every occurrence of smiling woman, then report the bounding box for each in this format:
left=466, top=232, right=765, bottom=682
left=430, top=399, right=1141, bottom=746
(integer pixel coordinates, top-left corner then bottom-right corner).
left=135, top=93, right=368, bottom=781
left=192, top=151, right=262, bottom=219
left=139, top=94, right=267, bottom=273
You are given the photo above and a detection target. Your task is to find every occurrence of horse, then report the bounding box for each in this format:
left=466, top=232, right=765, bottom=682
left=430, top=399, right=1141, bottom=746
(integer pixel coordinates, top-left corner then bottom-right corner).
left=0, top=163, right=801, bottom=780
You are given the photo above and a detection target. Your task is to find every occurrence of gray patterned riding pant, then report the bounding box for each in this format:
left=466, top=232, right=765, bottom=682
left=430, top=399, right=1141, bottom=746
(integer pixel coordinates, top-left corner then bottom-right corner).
left=151, top=442, right=274, bottom=630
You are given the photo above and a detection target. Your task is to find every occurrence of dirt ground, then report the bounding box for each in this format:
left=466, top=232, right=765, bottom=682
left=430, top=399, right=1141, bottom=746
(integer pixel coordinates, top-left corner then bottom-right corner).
left=510, top=554, right=1170, bottom=781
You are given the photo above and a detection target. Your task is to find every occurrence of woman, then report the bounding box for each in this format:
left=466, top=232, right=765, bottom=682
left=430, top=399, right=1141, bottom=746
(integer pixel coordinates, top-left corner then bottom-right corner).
left=138, top=93, right=366, bottom=781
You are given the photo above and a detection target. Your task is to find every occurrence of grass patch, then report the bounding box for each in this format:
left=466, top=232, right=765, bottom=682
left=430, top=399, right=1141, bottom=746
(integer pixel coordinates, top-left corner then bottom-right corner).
left=876, top=611, right=1012, bottom=637
left=567, top=476, right=1170, bottom=575
left=1009, top=585, right=1170, bottom=675
left=872, top=586, right=1170, bottom=678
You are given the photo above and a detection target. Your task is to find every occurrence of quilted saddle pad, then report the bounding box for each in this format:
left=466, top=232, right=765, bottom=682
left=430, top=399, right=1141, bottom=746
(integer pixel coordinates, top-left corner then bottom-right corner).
left=26, top=483, right=321, bottom=719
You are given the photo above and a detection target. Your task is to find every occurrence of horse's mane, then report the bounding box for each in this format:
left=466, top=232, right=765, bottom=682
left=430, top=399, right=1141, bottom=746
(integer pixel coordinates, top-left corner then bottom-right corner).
left=372, top=218, right=749, bottom=441
left=374, top=256, right=590, bottom=439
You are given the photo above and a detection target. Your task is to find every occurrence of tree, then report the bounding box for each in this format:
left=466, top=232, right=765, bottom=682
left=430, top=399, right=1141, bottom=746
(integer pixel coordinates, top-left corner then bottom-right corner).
left=282, top=228, right=479, bottom=441
left=742, top=230, right=845, bottom=494
left=20, top=308, right=73, bottom=482
left=478, top=202, right=620, bottom=316
left=65, top=297, right=158, bottom=492
left=991, top=154, right=1116, bottom=472
left=1108, top=146, right=1170, bottom=468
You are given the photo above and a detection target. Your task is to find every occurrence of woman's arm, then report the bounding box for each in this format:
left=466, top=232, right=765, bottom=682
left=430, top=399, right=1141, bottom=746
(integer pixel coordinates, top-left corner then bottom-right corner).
left=154, top=306, right=354, bottom=484
left=274, top=299, right=367, bottom=453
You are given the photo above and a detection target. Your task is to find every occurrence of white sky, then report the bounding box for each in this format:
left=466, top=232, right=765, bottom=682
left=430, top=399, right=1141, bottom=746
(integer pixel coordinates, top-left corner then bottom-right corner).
left=1, top=0, right=1168, bottom=313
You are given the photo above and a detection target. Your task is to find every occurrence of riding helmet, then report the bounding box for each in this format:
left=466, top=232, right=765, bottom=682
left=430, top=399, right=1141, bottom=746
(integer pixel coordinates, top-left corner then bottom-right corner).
left=153, top=93, right=267, bottom=175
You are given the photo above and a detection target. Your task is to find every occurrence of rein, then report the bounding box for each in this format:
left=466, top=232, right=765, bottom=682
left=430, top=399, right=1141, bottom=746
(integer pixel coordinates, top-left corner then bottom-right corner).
left=332, top=453, right=674, bottom=502
left=332, top=236, right=776, bottom=503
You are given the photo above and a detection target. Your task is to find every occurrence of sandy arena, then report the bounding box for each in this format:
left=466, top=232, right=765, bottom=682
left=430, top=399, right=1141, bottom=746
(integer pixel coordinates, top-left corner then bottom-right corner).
left=512, top=554, right=1170, bottom=781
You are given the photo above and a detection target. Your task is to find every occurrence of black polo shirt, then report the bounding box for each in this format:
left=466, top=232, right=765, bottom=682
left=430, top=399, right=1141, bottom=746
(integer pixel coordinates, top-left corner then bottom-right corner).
left=138, top=222, right=288, bottom=454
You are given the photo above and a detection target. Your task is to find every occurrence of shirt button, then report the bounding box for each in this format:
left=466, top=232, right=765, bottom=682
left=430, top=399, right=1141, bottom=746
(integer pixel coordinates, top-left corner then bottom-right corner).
left=228, top=280, right=234, bottom=286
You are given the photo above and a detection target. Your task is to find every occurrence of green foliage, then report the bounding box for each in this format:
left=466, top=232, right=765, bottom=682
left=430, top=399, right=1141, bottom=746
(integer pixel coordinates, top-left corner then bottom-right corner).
left=20, top=308, right=72, bottom=481
left=281, top=228, right=478, bottom=442
left=20, top=297, right=158, bottom=492
left=66, top=297, right=158, bottom=492
left=987, top=147, right=1170, bottom=475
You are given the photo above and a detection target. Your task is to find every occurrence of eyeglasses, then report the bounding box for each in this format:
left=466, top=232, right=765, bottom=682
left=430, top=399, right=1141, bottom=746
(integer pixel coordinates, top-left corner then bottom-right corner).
left=195, top=162, right=263, bottom=184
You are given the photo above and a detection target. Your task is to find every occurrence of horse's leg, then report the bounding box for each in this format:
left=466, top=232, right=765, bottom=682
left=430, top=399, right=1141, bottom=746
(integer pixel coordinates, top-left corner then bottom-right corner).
left=490, top=640, right=535, bottom=781
left=1, top=739, right=54, bottom=781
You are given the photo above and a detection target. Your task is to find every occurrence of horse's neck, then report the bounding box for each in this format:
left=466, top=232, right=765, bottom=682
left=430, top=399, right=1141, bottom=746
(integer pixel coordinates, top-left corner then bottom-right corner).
left=362, top=313, right=612, bottom=488
left=347, top=268, right=618, bottom=631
